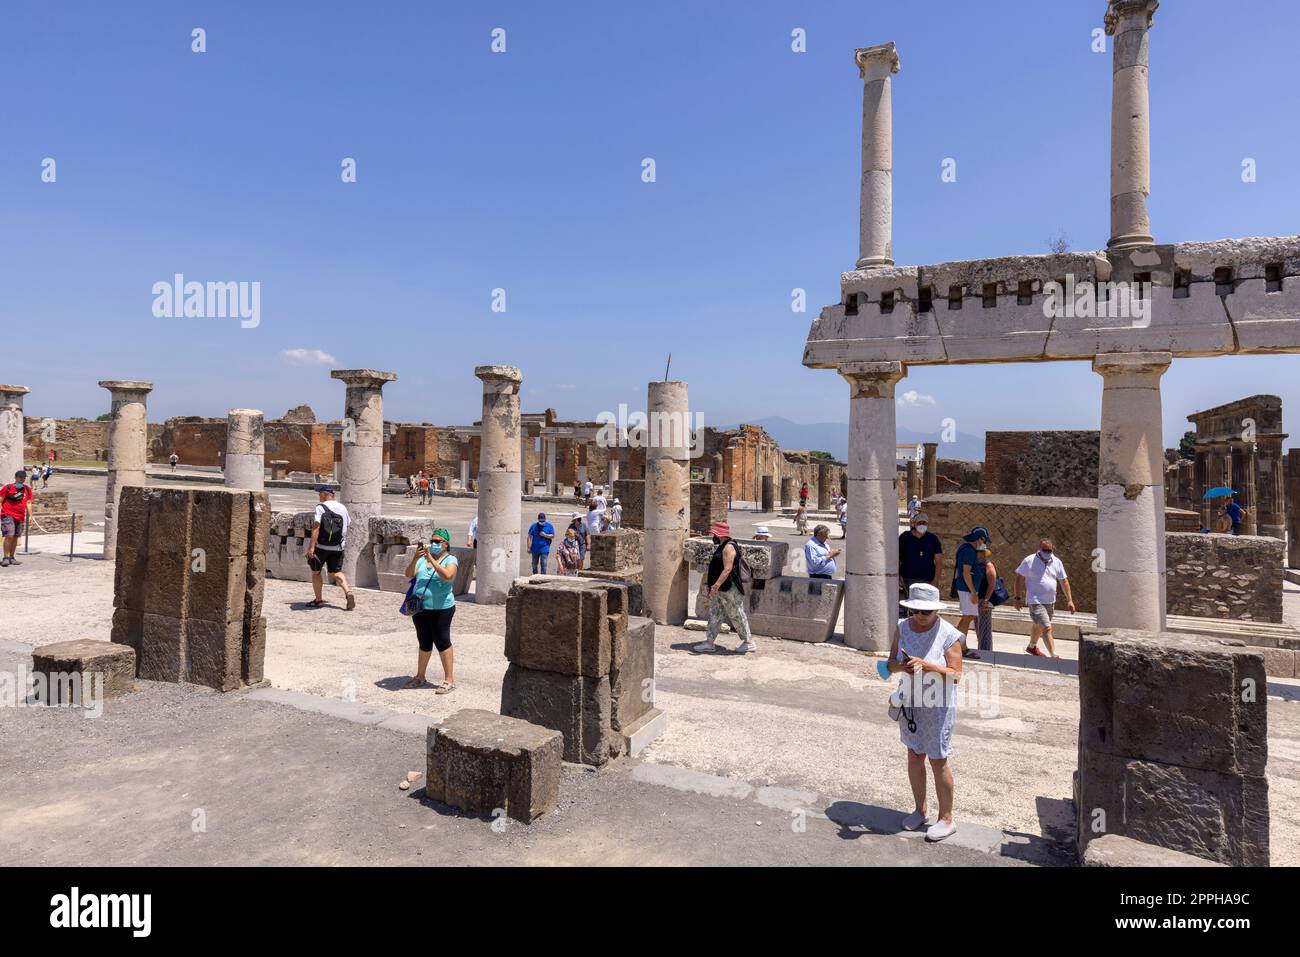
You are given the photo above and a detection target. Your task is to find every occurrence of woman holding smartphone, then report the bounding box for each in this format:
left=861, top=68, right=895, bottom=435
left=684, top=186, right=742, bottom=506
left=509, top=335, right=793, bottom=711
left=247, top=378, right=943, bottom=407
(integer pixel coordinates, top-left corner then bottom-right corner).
left=401, top=528, right=459, bottom=693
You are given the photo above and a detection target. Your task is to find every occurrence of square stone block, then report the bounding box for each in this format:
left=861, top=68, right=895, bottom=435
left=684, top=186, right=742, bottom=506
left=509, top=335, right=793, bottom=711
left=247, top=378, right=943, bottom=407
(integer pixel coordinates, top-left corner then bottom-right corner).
left=187, top=554, right=250, bottom=625
left=505, top=581, right=612, bottom=678
left=110, top=607, right=143, bottom=655
left=31, top=639, right=136, bottom=702
left=425, top=709, right=562, bottom=823
left=139, top=613, right=187, bottom=683
left=143, top=487, right=193, bottom=554
left=142, top=546, right=189, bottom=619
left=1080, top=629, right=1267, bottom=776
left=746, top=576, right=845, bottom=643
left=190, top=488, right=250, bottom=558
left=500, top=663, right=613, bottom=766
left=114, top=487, right=150, bottom=555
left=112, top=543, right=148, bottom=612
left=186, top=618, right=243, bottom=692
left=612, top=616, right=655, bottom=730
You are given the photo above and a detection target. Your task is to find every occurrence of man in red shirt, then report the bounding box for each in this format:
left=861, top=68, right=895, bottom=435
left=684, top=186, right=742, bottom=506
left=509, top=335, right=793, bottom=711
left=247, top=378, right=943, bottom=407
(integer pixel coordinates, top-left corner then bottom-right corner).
left=1, top=469, right=34, bottom=566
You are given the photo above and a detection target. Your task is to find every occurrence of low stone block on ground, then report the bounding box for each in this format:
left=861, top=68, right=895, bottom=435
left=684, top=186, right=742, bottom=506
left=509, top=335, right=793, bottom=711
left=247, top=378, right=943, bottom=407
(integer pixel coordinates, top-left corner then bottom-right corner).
left=30, top=639, right=136, bottom=704
left=743, top=576, right=844, bottom=643
left=425, top=709, right=562, bottom=823
left=589, top=528, right=643, bottom=572
left=1082, top=832, right=1227, bottom=867
left=1076, top=628, right=1269, bottom=866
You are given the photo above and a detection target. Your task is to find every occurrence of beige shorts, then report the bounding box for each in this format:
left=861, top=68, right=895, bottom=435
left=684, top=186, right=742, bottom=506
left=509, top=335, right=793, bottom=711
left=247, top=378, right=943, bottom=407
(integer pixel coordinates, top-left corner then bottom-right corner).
left=958, top=590, right=979, bottom=616
left=1029, top=603, right=1055, bottom=627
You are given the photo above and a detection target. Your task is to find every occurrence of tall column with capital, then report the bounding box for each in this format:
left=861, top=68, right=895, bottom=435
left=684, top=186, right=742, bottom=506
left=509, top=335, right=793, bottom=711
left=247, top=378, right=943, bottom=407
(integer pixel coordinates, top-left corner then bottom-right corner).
left=1105, top=0, right=1158, bottom=250
left=224, top=408, right=265, bottom=491
left=1094, top=352, right=1170, bottom=630
left=0, top=384, right=30, bottom=489
left=855, top=42, right=900, bottom=269
left=99, top=380, right=153, bottom=560
left=331, top=369, right=397, bottom=585
left=643, top=380, right=690, bottom=625
left=475, top=366, right=522, bottom=604
left=842, top=362, right=906, bottom=651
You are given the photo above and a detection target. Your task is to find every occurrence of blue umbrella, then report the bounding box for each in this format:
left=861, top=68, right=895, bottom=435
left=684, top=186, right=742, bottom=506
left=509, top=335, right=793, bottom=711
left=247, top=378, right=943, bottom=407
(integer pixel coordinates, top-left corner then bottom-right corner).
left=1202, top=486, right=1235, bottom=500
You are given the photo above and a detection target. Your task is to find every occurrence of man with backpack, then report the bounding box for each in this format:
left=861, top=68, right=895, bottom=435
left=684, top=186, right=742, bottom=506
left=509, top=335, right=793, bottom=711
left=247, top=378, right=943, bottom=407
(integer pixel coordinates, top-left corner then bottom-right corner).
left=306, top=485, right=355, bottom=610
left=692, top=521, right=755, bottom=655
left=1, top=469, right=34, bottom=567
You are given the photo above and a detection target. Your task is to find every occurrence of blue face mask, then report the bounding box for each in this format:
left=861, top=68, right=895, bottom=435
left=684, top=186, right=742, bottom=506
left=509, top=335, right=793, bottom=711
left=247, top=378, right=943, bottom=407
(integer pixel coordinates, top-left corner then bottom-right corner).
left=430, top=542, right=443, bottom=554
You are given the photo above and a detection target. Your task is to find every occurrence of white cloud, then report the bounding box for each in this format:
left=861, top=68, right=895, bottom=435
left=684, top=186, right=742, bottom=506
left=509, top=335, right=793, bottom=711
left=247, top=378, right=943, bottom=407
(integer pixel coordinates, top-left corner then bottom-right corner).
left=896, top=389, right=936, bottom=408
left=279, top=348, right=337, bottom=366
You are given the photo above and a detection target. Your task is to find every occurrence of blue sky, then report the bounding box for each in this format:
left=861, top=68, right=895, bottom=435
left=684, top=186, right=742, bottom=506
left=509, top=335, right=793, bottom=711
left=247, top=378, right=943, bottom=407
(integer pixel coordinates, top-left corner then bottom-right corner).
left=4, top=0, right=1298, bottom=447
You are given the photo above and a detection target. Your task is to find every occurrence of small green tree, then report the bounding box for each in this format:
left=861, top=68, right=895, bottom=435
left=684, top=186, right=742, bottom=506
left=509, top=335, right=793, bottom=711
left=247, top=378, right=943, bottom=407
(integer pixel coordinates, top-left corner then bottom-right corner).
left=95, top=413, right=112, bottom=422
left=1178, top=431, right=1197, bottom=460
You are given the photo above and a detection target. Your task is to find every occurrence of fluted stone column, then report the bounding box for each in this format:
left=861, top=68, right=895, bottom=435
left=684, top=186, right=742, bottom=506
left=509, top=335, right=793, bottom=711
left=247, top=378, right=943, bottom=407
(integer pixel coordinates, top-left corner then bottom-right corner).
left=841, top=361, right=906, bottom=651
left=99, top=380, right=153, bottom=560
left=1258, top=435, right=1287, bottom=540
left=1241, top=444, right=1259, bottom=535
left=1094, top=352, right=1170, bottom=631
left=475, top=366, right=522, bottom=604
left=1105, top=0, right=1158, bottom=250
left=331, top=369, right=396, bottom=586
left=855, top=42, right=900, bottom=269
left=0, top=384, right=29, bottom=489
left=224, top=408, right=265, bottom=491
left=643, top=380, right=690, bottom=625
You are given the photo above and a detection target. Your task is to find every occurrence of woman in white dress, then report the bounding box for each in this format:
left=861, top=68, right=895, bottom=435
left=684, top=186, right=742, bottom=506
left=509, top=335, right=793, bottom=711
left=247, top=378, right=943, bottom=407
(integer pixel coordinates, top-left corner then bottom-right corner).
left=887, top=581, right=965, bottom=842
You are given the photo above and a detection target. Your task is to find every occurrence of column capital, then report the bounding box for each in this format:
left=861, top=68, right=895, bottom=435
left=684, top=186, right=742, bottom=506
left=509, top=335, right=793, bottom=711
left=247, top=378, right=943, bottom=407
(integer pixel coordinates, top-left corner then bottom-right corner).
left=1092, top=351, right=1171, bottom=379
left=839, top=360, right=906, bottom=398
left=0, top=384, right=30, bottom=397
left=331, top=369, right=397, bottom=389
left=1104, top=0, right=1158, bottom=36
left=855, top=41, right=900, bottom=81
left=98, top=380, right=153, bottom=395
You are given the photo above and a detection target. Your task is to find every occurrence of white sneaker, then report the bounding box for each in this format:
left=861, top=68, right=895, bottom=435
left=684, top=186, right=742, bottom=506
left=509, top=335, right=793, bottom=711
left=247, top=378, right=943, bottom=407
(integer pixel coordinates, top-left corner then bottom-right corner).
left=692, top=640, right=717, bottom=653
left=901, top=810, right=927, bottom=832
left=925, top=819, right=957, bottom=842
left=735, top=641, right=756, bottom=654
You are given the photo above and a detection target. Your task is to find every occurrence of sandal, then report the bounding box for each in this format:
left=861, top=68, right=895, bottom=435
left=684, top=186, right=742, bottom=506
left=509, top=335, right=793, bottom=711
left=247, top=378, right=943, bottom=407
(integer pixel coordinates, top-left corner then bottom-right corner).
left=435, top=682, right=456, bottom=695
left=402, top=676, right=429, bottom=689
left=305, top=599, right=326, bottom=608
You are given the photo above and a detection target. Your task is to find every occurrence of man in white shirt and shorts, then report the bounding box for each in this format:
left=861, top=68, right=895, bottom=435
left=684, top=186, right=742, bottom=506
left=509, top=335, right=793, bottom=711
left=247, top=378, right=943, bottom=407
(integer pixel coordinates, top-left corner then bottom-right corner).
left=1014, top=538, right=1075, bottom=658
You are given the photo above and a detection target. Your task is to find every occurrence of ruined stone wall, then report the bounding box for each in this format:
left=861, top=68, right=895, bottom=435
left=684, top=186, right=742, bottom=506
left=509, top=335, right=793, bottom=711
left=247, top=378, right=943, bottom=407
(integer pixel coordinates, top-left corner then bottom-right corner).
left=390, top=425, right=464, bottom=479
left=152, top=417, right=227, bottom=465
left=264, top=422, right=333, bottom=474
left=1165, top=533, right=1284, bottom=623
left=934, top=459, right=982, bottom=494
left=983, top=431, right=1099, bottom=497
left=23, top=418, right=111, bottom=461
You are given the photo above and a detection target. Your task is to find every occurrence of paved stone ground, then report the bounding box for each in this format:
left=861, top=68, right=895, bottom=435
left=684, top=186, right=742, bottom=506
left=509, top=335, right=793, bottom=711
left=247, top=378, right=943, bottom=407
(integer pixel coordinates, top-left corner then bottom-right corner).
left=4, top=473, right=1299, bottom=865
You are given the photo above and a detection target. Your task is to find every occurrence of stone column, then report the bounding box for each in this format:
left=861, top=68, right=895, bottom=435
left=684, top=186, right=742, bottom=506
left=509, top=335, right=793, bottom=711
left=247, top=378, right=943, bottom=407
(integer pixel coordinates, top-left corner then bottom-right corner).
left=1242, top=443, right=1259, bottom=535
left=779, top=477, right=794, bottom=508
left=99, top=380, right=153, bottom=560
left=922, top=441, right=938, bottom=498
left=224, top=408, right=265, bottom=491
left=475, top=365, right=522, bottom=604
left=1257, top=435, right=1287, bottom=539
left=521, top=430, right=531, bottom=493
left=1094, top=352, right=1170, bottom=631
left=544, top=437, right=558, bottom=495
left=608, top=448, right=621, bottom=484
left=841, top=362, right=906, bottom=651
left=1285, top=450, right=1300, bottom=568
left=643, top=380, right=690, bottom=625
left=1193, top=445, right=1211, bottom=528
left=0, top=384, right=29, bottom=489
left=330, top=369, right=397, bottom=586
left=905, top=459, right=918, bottom=502
left=760, top=475, right=775, bottom=513
left=817, top=461, right=831, bottom=509
left=459, top=441, right=471, bottom=489
left=1104, top=0, right=1159, bottom=250
left=854, top=42, right=900, bottom=270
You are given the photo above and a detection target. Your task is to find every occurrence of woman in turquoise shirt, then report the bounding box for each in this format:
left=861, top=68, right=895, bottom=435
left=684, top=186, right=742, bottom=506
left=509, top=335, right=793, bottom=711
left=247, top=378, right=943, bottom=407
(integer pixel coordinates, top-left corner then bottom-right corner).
left=401, top=528, right=459, bottom=693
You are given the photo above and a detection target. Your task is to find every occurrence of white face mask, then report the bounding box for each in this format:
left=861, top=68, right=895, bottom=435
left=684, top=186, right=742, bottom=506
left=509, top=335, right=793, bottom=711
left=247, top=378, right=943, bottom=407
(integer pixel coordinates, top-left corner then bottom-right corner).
left=915, top=525, right=927, bottom=534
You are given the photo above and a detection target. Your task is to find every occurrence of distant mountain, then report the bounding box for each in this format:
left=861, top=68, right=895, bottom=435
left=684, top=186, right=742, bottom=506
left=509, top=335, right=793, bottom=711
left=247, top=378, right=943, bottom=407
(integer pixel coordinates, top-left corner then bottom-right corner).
left=722, top=416, right=985, bottom=463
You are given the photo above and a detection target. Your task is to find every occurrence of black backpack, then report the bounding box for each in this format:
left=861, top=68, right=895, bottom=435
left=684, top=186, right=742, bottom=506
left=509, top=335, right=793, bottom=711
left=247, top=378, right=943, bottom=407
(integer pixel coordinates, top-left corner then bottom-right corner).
left=715, top=539, right=752, bottom=594
left=317, top=505, right=344, bottom=548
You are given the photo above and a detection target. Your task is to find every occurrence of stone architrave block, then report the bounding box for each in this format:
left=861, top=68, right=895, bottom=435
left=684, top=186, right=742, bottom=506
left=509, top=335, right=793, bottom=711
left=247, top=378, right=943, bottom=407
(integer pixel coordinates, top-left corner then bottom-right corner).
left=745, top=576, right=845, bottom=643
left=1077, top=628, right=1269, bottom=866
left=682, top=538, right=787, bottom=579
left=425, top=709, right=562, bottom=823
left=500, top=663, right=614, bottom=766
left=31, top=639, right=136, bottom=702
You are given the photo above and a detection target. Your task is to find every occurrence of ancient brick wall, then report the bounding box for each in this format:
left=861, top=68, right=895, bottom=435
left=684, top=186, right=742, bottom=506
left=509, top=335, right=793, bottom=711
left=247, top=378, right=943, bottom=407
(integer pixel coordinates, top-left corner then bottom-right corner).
left=23, top=418, right=111, bottom=461
left=1165, top=533, right=1284, bottom=623
left=982, top=431, right=1098, bottom=497
left=264, top=422, right=333, bottom=474
left=689, top=483, right=728, bottom=535
left=934, top=459, right=982, bottom=494
left=612, top=479, right=645, bottom=528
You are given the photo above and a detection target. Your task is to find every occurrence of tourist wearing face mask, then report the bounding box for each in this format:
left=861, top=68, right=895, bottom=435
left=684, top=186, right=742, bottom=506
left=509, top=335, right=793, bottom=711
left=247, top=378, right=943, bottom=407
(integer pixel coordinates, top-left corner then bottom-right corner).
left=1, top=469, right=34, bottom=567
left=950, top=526, right=990, bottom=659
left=1013, top=538, right=1074, bottom=658
left=401, top=528, right=459, bottom=693
left=898, top=512, right=944, bottom=616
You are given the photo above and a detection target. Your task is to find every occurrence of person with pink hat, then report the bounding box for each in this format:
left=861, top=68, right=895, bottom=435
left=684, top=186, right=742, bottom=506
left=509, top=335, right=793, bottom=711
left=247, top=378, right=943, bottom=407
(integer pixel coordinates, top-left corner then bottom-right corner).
left=692, top=521, right=755, bottom=654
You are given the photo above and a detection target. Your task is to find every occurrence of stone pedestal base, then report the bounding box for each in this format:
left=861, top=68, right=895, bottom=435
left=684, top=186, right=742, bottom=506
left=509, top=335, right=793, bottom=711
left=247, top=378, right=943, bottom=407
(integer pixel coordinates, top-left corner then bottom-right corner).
left=31, top=639, right=136, bottom=703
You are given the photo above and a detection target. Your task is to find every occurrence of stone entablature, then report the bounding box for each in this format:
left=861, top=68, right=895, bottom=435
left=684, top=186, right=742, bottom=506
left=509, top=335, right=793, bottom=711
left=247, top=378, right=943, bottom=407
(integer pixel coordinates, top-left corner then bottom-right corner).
left=804, top=237, right=1300, bottom=368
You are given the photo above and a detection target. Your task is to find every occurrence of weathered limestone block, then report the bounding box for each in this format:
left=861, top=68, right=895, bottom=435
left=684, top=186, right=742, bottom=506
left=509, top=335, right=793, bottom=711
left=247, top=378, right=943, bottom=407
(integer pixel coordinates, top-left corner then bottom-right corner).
left=611, top=616, right=655, bottom=731
left=683, top=537, right=787, bottom=579
left=1082, top=834, right=1226, bottom=868
left=425, top=709, right=562, bottom=823
left=31, top=639, right=136, bottom=703
left=505, top=580, right=619, bottom=677
left=500, top=664, right=615, bottom=766
left=743, top=576, right=845, bottom=643
left=1165, top=533, right=1284, bottom=623
left=1077, top=628, right=1269, bottom=866
left=589, top=527, right=643, bottom=572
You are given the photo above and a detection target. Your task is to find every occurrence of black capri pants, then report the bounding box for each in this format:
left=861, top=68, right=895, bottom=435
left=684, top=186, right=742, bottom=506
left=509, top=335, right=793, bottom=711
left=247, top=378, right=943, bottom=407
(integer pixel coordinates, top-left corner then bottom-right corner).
left=413, top=607, right=456, bottom=653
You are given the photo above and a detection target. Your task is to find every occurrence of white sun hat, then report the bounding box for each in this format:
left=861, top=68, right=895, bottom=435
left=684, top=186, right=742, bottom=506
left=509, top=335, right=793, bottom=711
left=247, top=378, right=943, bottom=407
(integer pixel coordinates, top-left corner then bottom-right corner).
left=900, top=582, right=944, bottom=611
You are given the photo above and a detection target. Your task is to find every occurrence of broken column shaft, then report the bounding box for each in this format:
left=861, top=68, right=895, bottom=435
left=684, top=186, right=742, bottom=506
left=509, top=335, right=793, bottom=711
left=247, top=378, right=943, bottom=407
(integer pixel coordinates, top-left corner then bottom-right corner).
left=330, top=369, right=397, bottom=584
left=475, top=365, right=523, bottom=604
left=643, top=380, right=690, bottom=625
left=98, top=380, right=153, bottom=560
left=224, top=408, right=265, bottom=491
left=0, top=384, right=30, bottom=488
